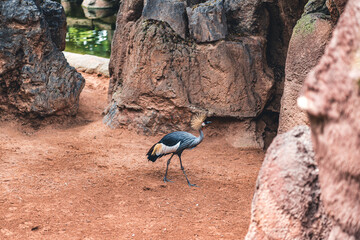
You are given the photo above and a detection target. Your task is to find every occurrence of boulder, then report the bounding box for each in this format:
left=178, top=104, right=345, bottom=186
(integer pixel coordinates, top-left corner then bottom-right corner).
left=332, top=0, right=347, bottom=13
left=82, top=7, right=118, bottom=19
left=224, top=0, right=268, bottom=37
left=105, top=19, right=196, bottom=133
left=245, top=126, right=332, bottom=239
left=299, top=0, right=360, bottom=237
left=82, top=0, right=119, bottom=9
left=186, top=0, right=228, bottom=42
left=326, top=0, right=347, bottom=22
left=0, top=0, right=85, bottom=116
left=41, top=0, right=67, bottom=51
left=107, top=0, right=144, bottom=101
left=64, top=52, right=110, bottom=77
left=142, top=0, right=187, bottom=38
left=278, top=0, right=333, bottom=133
left=186, top=0, right=206, bottom=7
left=303, top=0, right=329, bottom=14
left=192, top=39, right=273, bottom=118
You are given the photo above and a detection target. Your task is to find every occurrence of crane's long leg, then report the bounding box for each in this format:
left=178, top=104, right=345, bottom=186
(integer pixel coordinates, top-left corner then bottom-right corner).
left=164, top=154, right=174, bottom=183
left=178, top=154, right=198, bottom=187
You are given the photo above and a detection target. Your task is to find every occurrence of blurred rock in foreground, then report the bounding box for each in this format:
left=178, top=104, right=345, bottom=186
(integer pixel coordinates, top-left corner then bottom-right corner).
left=245, top=126, right=332, bottom=240
left=0, top=0, right=85, bottom=117
left=299, top=0, right=360, bottom=238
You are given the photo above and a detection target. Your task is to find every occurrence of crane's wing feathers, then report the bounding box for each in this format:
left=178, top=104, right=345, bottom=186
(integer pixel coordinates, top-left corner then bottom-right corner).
left=160, top=131, right=196, bottom=147
left=146, top=131, right=197, bottom=162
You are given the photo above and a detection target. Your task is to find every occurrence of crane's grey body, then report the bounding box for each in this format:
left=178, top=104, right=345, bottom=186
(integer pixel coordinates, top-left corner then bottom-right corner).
left=147, top=119, right=210, bottom=187
left=159, top=130, right=204, bottom=154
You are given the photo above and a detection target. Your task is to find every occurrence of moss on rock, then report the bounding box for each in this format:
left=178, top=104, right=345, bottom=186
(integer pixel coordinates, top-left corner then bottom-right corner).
left=293, top=14, right=317, bottom=36
left=293, top=0, right=331, bottom=37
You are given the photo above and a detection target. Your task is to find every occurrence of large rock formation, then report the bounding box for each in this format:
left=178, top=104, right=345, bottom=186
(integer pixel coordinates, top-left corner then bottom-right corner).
left=298, top=0, right=360, bottom=238
left=106, top=0, right=308, bottom=147
left=0, top=0, right=85, bottom=116
left=245, top=126, right=332, bottom=239
left=106, top=0, right=274, bottom=147
left=278, top=0, right=333, bottom=133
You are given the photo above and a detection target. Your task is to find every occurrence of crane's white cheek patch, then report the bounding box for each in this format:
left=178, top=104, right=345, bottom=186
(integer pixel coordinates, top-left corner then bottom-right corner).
left=159, top=142, right=180, bottom=155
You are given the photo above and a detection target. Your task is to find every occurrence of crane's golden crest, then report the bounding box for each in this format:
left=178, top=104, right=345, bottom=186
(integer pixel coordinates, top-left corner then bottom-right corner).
left=191, top=113, right=207, bottom=130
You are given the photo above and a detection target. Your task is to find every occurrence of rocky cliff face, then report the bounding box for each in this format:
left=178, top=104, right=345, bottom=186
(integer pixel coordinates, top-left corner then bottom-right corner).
left=0, top=0, right=85, bottom=117
left=278, top=0, right=334, bottom=133
left=299, top=0, right=360, bottom=237
left=105, top=0, right=307, bottom=148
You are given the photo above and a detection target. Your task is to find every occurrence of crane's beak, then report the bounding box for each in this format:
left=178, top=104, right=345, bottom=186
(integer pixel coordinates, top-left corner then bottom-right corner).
left=201, top=120, right=212, bottom=127
left=204, top=120, right=212, bottom=125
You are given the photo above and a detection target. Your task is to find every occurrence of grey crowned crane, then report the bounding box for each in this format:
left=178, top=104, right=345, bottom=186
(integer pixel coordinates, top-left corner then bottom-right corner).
left=146, top=113, right=211, bottom=187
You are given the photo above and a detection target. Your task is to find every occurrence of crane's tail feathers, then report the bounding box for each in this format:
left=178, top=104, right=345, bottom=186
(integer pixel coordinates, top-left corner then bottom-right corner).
left=146, top=143, right=162, bottom=162
left=147, top=154, right=159, bottom=162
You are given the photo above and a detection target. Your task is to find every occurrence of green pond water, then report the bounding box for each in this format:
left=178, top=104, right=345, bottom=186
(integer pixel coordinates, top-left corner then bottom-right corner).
left=59, top=1, right=118, bottom=58
left=65, top=26, right=113, bottom=58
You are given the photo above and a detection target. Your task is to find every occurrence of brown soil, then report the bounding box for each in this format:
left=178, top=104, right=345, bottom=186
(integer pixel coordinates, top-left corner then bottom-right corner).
left=0, top=72, right=264, bottom=239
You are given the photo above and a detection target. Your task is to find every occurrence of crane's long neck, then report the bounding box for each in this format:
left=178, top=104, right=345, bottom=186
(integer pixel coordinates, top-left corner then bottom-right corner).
left=193, top=128, right=204, bottom=146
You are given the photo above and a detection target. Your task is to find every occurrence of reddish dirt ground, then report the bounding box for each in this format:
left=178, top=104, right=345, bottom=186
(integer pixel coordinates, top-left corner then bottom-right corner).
left=0, top=73, right=264, bottom=239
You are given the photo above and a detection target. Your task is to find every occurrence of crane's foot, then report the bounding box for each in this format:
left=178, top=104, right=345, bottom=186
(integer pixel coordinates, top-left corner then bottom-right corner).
left=188, top=183, right=198, bottom=187
left=163, top=177, right=173, bottom=183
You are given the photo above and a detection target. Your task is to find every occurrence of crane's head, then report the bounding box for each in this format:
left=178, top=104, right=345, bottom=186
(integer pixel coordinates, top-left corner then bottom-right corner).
left=191, top=113, right=211, bottom=130
left=202, top=120, right=212, bottom=127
